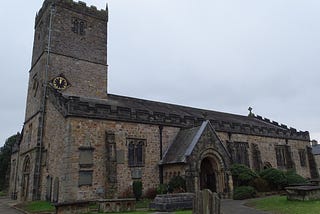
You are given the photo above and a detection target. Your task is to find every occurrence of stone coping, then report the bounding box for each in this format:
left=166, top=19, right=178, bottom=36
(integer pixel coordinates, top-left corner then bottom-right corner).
left=54, top=200, right=90, bottom=206
left=286, top=186, right=320, bottom=191
left=97, top=198, right=136, bottom=202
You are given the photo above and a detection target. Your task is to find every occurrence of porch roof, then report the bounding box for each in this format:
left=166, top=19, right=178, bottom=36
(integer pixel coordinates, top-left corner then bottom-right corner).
left=160, top=121, right=208, bottom=165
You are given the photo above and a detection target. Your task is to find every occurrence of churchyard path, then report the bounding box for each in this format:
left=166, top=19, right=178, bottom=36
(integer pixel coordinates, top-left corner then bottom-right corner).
left=0, top=197, right=24, bottom=214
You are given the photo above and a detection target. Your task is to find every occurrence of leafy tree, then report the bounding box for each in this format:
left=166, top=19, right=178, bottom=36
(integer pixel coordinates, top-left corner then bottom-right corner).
left=0, top=134, right=18, bottom=191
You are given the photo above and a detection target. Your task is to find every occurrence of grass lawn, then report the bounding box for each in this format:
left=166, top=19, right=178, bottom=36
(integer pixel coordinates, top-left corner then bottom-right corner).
left=248, top=196, right=320, bottom=214
left=105, top=211, right=191, bottom=214
left=16, top=199, right=192, bottom=214
left=18, top=201, right=55, bottom=213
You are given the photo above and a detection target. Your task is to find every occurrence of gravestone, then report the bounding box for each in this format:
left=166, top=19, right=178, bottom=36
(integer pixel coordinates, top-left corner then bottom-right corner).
left=193, top=189, right=220, bottom=214
left=149, top=193, right=194, bottom=212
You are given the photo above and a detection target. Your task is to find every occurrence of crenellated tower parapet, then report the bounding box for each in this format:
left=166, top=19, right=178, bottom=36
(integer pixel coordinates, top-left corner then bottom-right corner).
left=35, top=0, right=107, bottom=27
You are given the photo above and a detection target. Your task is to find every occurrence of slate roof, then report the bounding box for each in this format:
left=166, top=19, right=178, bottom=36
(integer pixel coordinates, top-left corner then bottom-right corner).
left=49, top=88, right=310, bottom=141
left=160, top=122, right=207, bottom=164
left=312, top=145, right=320, bottom=155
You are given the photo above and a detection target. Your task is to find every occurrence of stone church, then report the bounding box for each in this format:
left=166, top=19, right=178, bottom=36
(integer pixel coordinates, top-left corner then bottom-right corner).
left=9, top=0, right=317, bottom=203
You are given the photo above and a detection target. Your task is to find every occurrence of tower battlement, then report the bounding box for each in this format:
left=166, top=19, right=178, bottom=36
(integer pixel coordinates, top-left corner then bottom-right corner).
left=35, top=0, right=107, bottom=27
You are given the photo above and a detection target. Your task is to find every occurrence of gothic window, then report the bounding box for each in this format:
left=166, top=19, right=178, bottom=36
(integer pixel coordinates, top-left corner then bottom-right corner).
left=22, top=156, right=31, bottom=199
left=299, top=149, right=306, bottom=167
left=275, top=146, right=286, bottom=167
left=227, top=141, right=249, bottom=167
left=128, top=143, right=135, bottom=166
left=26, top=124, right=32, bottom=146
left=127, top=139, right=146, bottom=167
left=32, top=74, right=39, bottom=97
left=136, top=142, right=143, bottom=165
left=275, top=145, right=293, bottom=169
left=72, top=19, right=79, bottom=33
left=79, top=21, right=86, bottom=35
left=251, top=143, right=262, bottom=171
left=72, top=18, right=86, bottom=35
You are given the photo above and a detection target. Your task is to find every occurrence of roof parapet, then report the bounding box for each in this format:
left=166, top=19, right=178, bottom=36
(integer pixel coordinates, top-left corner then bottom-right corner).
left=35, top=0, right=107, bottom=27
left=47, top=87, right=310, bottom=142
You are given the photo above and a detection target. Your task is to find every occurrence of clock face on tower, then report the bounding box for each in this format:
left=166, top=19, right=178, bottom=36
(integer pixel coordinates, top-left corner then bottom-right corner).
left=52, top=76, right=68, bottom=90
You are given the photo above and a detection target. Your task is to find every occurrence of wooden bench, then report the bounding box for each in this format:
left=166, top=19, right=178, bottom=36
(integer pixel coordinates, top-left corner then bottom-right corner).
left=285, top=186, right=320, bottom=201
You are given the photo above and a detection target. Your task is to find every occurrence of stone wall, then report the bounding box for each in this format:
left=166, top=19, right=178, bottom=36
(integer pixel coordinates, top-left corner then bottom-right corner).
left=42, top=116, right=181, bottom=201
left=314, top=155, right=320, bottom=175
left=217, top=132, right=311, bottom=178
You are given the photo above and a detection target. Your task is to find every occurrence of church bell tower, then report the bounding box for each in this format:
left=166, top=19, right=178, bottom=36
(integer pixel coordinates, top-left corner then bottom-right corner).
left=18, top=0, right=108, bottom=201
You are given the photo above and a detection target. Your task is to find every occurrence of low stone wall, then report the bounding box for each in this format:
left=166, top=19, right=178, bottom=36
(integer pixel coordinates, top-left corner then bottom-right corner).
left=54, top=201, right=90, bottom=214
left=149, top=193, right=194, bottom=212
left=97, top=198, right=135, bottom=213
left=286, top=186, right=320, bottom=201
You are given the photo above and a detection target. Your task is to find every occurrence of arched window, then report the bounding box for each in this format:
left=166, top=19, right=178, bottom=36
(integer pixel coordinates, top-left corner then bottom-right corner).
left=23, top=156, right=30, bottom=174
left=21, top=156, right=31, bottom=200
left=128, top=142, right=135, bottom=166
left=79, top=21, right=86, bottom=35
left=72, top=18, right=86, bottom=35
left=72, top=19, right=79, bottom=34
left=127, top=139, right=146, bottom=167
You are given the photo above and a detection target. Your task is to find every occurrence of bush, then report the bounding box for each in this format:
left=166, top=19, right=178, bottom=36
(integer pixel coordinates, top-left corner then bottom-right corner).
left=285, top=170, right=307, bottom=185
left=250, top=177, right=270, bottom=192
left=233, top=186, right=256, bottom=200
left=260, top=168, right=287, bottom=190
left=133, top=181, right=143, bottom=201
left=144, top=187, right=157, bottom=199
left=157, top=184, right=168, bottom=194
left=231, top=164, right=258, bottom=187
left=168, top=176, right=186, bottom=193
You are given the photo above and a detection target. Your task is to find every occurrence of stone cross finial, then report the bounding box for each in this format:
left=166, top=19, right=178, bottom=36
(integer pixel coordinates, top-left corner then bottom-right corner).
left=248, top=107, right=254, bottom=116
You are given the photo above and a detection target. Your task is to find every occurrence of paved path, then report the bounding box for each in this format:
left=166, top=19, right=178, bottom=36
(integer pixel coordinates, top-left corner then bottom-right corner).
left=221, top=199, right=270, bottom=214
left=152, top=199, right=271, bottom=214
left=0, top=197, right=24, bottom=214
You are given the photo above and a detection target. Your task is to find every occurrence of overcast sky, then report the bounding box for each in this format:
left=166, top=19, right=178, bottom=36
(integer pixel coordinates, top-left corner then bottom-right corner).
left=1, top=0, right=320, bottom=147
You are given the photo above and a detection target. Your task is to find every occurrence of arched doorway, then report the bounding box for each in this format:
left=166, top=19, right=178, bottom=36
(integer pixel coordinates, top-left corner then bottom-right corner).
left=21, top=156, right=30, bottom=201
left=200, top=157, right=217, bottom=192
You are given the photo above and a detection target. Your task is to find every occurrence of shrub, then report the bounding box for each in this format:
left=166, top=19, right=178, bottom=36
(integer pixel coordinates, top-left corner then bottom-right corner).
left=285, top=170, right=307, bottom=185
left=250, top=177, right=270, bottom=192
left=133, top=181, right=143, bottom=201
left=168, top=176, right=186, bottom=193
left=231, top=164, right=258, bottom=187
left=157, top=184, right=168, bottom=194
left=144, top=187, right=157, bottom=199
left=260, top=168, right=287, bottom=190
left=233, top=186, right=256, bottom=200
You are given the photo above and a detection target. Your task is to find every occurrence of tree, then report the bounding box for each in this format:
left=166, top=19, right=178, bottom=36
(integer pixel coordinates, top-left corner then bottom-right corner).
left=0, top=134, right=18, bottom=191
